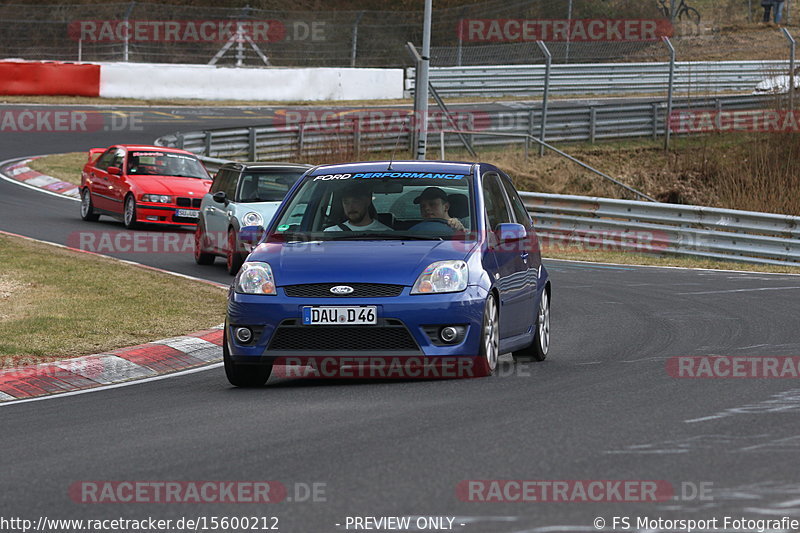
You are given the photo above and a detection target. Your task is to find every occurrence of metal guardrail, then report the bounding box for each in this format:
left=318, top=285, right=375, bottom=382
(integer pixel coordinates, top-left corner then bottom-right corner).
left=180, top=150, right=800, bottom=267
left=407, top=61, right=791, bottom=98
left=521, top=192, right=800, bottom=266
left=156, top=94, right=776, bottom=161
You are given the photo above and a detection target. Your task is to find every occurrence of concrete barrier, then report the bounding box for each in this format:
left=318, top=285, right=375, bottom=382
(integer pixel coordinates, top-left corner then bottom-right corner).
left=0, top=60, right=100, bottom=96
left=98, top=63, right=404, bottom=101
left=0, top=60, right=404, bottom=101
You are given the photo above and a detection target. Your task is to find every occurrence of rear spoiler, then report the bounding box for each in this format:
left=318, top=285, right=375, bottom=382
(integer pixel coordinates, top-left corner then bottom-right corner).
left=87, top=148, right=105, bottom=163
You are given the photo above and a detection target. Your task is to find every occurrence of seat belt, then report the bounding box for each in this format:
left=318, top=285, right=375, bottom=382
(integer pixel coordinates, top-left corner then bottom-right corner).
left=337, top=223, right=352, bottom=231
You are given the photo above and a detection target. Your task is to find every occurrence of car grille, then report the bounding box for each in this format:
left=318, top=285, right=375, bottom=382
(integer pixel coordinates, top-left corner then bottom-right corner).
left=283, top=283, right=404, bottom=298
left=269, top=320, right=418, bottom=351
left=176, top=197, right=202, bottom=208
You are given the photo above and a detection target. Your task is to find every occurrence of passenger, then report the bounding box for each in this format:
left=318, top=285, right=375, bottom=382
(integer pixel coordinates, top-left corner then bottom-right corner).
left=413, top=187, right=465, bottom=231
left=324, top=182, right=391, bottom=231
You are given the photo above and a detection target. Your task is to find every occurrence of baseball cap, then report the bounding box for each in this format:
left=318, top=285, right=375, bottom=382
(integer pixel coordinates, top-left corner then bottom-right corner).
left=413, top=187, right=448, bottom=204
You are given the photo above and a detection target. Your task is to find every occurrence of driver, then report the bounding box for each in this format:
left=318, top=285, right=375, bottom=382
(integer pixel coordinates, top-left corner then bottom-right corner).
left=324, top=182, right=391, bottom=231
left=414, top=187, right=465, bottom=231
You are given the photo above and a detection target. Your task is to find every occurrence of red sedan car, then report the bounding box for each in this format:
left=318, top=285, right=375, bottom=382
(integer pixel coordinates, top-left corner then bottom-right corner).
left=79, top=145, right=212, bottom=228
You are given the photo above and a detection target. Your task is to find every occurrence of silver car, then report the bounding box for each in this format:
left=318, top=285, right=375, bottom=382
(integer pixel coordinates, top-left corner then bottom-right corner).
left=194, top=162, right=311, bottom=274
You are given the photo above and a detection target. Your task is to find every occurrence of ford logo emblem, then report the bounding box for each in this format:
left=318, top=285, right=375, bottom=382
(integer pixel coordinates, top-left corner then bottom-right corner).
left=330, top=285, right=354, bottom=295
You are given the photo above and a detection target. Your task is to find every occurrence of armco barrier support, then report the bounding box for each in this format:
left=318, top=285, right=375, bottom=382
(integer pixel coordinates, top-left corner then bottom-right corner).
left=0, top=60, right=100, bottom=97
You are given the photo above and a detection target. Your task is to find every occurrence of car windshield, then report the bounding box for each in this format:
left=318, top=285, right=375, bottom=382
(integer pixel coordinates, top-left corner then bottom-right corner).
left=127, top=151, right=209, bottom=179
left=237, top=171, right=305, bottom=203
left=270, top=171, right=475, bottom=241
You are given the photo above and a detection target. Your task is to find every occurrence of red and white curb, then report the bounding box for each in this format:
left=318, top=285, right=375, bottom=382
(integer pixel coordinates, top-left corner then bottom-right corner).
left=0, top=326, right=223, bottom=402
left=3, top=157, right=80, bottom=198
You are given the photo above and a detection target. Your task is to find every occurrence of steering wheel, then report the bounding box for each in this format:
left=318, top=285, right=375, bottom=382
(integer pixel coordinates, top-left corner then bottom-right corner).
left=409, top=218, right=455, bottom=233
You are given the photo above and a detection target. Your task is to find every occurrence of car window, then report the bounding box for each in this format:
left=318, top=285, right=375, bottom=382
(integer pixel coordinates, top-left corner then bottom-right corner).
left=236, top=171, right=304, bottom=203
left=126, top=151, right=208, bottom=179
left=482, top=172, right=512, bottom=230
left=94, top=148, right=116, bottom=170
left=224, top=170, right=238, bottom=199
left=110, top=148, right=125, bottom=170
left=500, top=174, right=532, bottom=229
left=270, top=170, right=475, bottom=241
left=210, top=169, right=232, bottom=194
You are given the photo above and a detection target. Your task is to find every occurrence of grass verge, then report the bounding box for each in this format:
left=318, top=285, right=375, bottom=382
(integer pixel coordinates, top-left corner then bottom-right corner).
left=27, top=152, right=86, bottom=186
left=0, top=233, right=226, bottom=367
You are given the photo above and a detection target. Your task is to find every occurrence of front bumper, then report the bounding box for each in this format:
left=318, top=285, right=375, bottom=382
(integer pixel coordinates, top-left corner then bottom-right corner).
left=136, top=203, right=200, bottom=226
left=226, top=285, right=489, bottom=363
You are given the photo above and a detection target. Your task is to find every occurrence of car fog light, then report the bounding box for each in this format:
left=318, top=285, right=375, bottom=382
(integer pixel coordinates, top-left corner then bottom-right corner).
left=235, top=327, right=253, bottom=344
left=440, top=326, right=458, bottom=343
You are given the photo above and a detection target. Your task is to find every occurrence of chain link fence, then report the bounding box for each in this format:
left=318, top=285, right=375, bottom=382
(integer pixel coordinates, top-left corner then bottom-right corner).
left=0, top=0, right=779, bottom=67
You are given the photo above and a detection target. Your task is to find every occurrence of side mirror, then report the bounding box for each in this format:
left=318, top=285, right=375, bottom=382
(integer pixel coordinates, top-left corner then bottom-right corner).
left=107, top=166, right=121, bottom=175
left=212, top=191, right=228, bottom=204
left=496, top=222, right=527, bottom=243
left=238, top=225, right=265, bottom=252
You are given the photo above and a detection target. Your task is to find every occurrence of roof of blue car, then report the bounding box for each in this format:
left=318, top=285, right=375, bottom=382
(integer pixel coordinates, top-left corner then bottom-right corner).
left=311, top=161, right=476, bottom=175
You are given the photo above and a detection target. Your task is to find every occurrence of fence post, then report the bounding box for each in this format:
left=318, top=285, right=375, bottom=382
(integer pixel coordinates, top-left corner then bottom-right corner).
left=536, top=41, right=552, bottom=157
left=663, top=37, right=676, bottom=151
left=590, top=107, right=597, bottom=144
left=123, top=1, right=135, bottom=62
left=297, top=124, right=305, bottom=159
left=204, top=131, right=212, bottom=156
left=715, top=98, right=722, bottom=133
left=405, top=42, right=423, bottom=157
left=176, top=133, right=185, bottom=150
left=651, top=103, right=659, bottom=140
left=248, top=127, right=257, bottom=160
left=467, top=113, right=475, bottom=153
left=440, top=130, right=445, bottom=160
left=350, top=12, right=364, bottom=67
left=353, top=119, right=361, bottom=158
left=782, top=27, right=796, bottom=112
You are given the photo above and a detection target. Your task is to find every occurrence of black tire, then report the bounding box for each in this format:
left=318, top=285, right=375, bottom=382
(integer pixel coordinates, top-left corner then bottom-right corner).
left=512, top=287, right=550, bottom=363
left=474, top=295, right=499, bottom=378
left=80, top=188, right=100, bottom=221
left=123, top=194, right=138, bottom=229
left=226, top=228, right=244, bottom=275
left=223, top=329, right=271, bottom=387
left=194, top=223, right=215, bottom=265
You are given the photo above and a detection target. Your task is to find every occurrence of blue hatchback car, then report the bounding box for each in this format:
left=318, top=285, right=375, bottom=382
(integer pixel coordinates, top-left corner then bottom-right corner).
left=224, top=161, right=550, bottom=386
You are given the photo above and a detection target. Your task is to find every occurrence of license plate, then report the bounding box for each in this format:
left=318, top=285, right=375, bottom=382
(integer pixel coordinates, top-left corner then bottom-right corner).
left=176, top=209, right=199, bottom=218
left=302, top=306, right=377, bottom=325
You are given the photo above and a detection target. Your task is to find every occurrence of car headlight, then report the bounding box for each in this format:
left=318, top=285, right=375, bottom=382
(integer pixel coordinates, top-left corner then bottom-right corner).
left=411, top=260, right=468, bottom=294
left=234, top=262, right=276, bottom=295
left=141, top=194, right=172, bottom=203
left=242, top=211, right=263, bottom=227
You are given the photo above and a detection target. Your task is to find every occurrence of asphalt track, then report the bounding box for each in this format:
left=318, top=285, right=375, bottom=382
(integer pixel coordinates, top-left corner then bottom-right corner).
left=3, top=105, right=800, bottom=532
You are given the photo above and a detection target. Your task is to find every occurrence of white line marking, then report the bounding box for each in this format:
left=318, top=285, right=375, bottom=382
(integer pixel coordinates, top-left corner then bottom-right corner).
left=739, top=435, right=800, bottom=452
left=685, top=414, right=731, bottom=423
left=0, top=363, right=223, bottom=407
left=677, top=286, right=800, bottom=295
left=548, top=257, right=800, bottom=276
